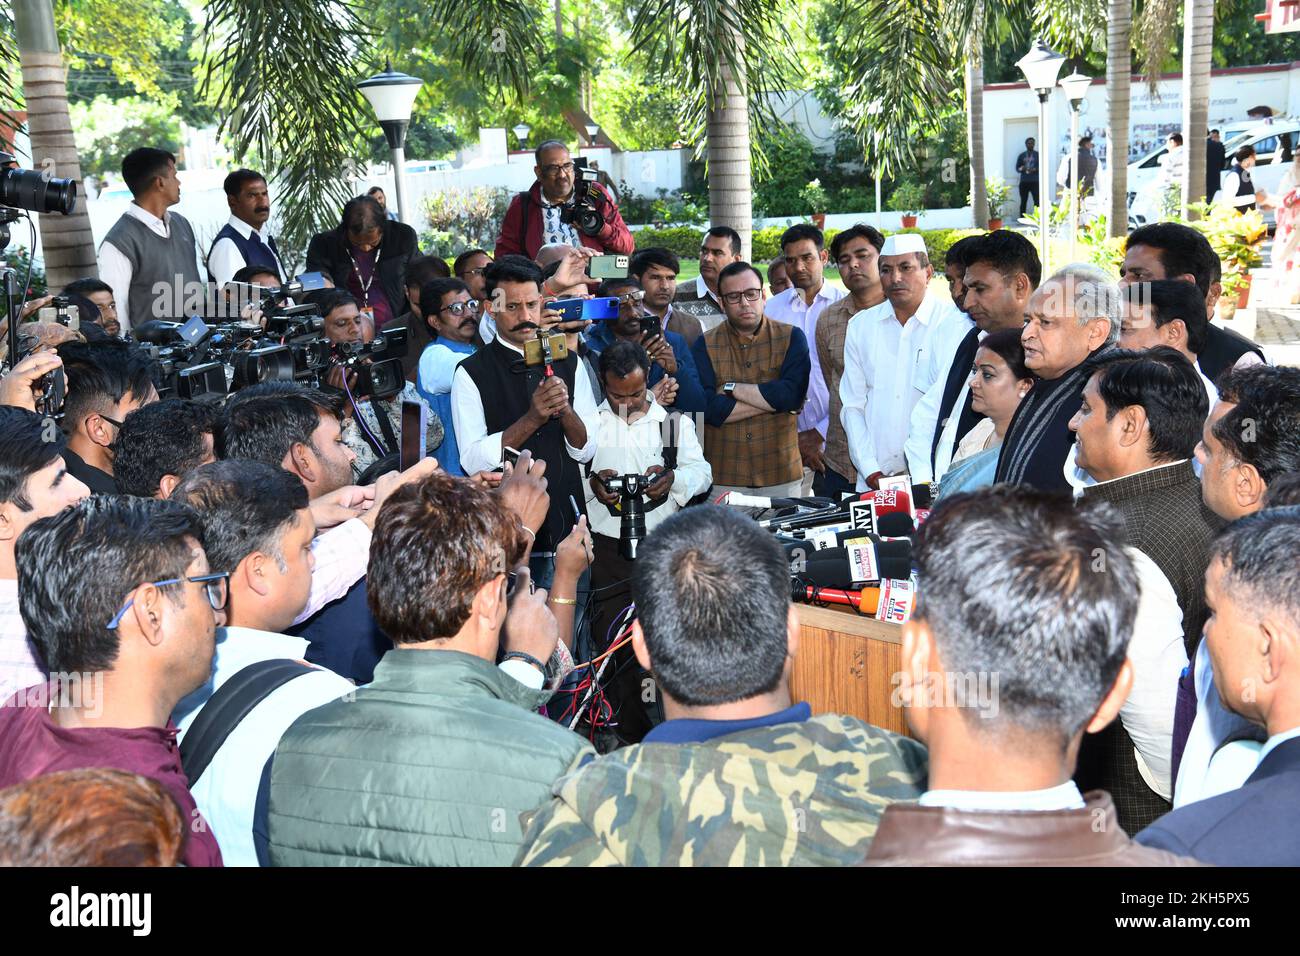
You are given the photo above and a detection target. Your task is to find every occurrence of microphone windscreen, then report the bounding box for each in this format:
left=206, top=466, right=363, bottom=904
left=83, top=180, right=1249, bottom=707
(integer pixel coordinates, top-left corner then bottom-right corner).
left=877, top=512, right=916, bottom=537
left=132, top=320, right=182, bottom=345
left=911, top=483, right=934, bottom=509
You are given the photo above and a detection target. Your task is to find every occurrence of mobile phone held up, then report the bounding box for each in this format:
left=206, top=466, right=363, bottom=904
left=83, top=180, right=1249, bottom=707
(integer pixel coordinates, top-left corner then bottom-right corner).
left=587, top=254, right=629, bottom=280
left=399, top=400, right=427, bottom=471
left=549, top=296, right=619, bottom=323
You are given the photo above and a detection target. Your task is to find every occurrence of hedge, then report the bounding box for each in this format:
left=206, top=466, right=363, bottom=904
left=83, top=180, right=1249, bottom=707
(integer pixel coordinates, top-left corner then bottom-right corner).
left=633, top=224, right=987, bottom=266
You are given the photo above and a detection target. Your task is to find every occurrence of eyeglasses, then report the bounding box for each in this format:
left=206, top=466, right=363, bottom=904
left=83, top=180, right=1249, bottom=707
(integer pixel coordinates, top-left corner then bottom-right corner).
left=617, top=290, right=646, bottom=305
left=458, top=267, right=487, bottom=278
left=440, top=301, right=481, bottom=316
left=106, top=572, right=231, bottom=630
left=99, top=414, right=125, bottom=430
left=721, top=288, right=763, bottom=305
left=540, top=162, right=575, bottom=177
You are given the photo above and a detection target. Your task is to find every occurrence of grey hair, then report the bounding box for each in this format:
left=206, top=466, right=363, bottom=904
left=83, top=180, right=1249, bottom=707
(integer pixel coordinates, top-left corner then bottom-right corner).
left=1045, top=262, right=1122, bottom=346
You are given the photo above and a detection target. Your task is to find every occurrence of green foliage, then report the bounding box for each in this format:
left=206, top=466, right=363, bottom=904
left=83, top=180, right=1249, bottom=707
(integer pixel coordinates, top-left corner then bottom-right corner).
left=421, top=186, right=512, bottom=257
left=618, top=185, right=708, bottom=225
left=0, top=244, right=47, bottom=300
left=982, top=177, right=1013, bottom=220
left=800, top=178, right=829, bottom=214
left=752, top=123, right=820, bottom=218
left=1078, top=215, right=1127, bottom=272
left=887, top=181, right=926, bottom=215
left=631, top=225, right=706, bottom=257
left=592, top=66, right=684, bottom=150
left=367, top=117, right=461, bottom=166
left=69, top=95, right=181, bottom=182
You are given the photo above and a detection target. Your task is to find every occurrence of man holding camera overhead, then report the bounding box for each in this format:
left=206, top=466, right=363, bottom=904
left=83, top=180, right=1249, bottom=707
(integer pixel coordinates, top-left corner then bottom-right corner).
left=494, top=141, right=634, bottom=259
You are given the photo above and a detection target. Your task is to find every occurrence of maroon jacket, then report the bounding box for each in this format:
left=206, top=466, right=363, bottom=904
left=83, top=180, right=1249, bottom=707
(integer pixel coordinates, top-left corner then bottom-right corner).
left=0, top=685, right=223, bottom=867
left=494, top=180, right=634, bottom=259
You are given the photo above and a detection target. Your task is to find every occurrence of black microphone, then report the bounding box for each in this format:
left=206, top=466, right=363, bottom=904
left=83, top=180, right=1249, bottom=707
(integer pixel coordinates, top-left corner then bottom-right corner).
left=131, top=320, right=183, bottom=345
left=796, top=538, right=912, bottom=589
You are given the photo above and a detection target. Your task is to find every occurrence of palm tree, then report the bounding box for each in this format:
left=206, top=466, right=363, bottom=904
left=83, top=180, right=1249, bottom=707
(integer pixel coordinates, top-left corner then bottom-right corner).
left=965, top=4, right=988, bottom=228
left=1106, top=0, right=1132, bottom=236
left=628, top=0, right=799, bottom=261
left=11, top=0, right=95, bottom=288
left=1180, top=0, right=1213, bottom=217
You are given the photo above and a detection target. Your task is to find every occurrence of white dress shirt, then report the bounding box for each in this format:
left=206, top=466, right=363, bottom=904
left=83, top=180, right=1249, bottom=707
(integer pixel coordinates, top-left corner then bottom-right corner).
left=450, top=336, right=599, bottom=474
left=919, top=781, right=1086, bottom=811
left=840, top=291, right=968, bottom=487
left=97, top=203, right=202, bottom=332
left=1220, top=168, right=1257, bottom=209
left=174, top=626, right=357, bottom=866
left=584, top=395, right=712, bottom=541
left=1122, top=548, right=1190, bottom=800
left=206, top=215, right=284, bottom=287
left=0, top=579, right=44, bottom=705
left=907, top=323, right=983, bottom=483
left=1174, top=639, right=1263, bottom=807
left=765, top=282, right=846, bottom=437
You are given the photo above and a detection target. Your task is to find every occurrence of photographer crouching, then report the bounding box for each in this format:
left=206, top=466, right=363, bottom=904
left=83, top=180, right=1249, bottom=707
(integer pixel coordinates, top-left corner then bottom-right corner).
left=494, top=140, right=634, bottom=259
left=317, top=288, right=442, bottom=480
left=586, top=339, right=712, bottom=744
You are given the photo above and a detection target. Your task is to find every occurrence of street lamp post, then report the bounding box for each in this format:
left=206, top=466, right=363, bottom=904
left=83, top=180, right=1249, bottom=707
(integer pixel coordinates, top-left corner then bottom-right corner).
left=357, top=63, right=424, bottom=224
left=1016, top=39, right=1066, bottom=274
left=1059, top=71, right=1092, bottom=263
left=512, top=123, right=532, bottom=151
left=584, top=123, right=600, bottom=148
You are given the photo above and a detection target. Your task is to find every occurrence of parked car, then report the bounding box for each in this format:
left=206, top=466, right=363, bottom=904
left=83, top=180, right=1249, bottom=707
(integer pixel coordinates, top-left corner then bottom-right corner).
left=1128, top=118, right=1300, bottom=227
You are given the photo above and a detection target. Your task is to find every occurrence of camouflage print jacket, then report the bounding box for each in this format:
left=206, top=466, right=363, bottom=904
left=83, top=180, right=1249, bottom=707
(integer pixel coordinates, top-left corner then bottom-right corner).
left=514, top=714, right=928, bottom=866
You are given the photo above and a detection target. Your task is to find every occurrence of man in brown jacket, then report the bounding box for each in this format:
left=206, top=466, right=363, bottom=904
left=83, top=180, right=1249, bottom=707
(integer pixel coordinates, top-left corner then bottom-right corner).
left=864, top=486, right=1200, bottom=867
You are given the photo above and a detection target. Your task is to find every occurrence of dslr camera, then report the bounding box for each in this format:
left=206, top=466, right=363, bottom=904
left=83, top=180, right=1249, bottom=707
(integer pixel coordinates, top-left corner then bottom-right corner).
left=329, top=326, right=408, bottom=400
left=593, top=469, right=672, bottom=561
left=559, top=157, right=607, bottom=237
left=0, top=151, right=77, bottom=217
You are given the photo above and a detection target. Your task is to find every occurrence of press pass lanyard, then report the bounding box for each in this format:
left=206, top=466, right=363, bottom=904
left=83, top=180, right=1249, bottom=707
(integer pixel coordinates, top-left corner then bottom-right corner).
left=347, top=242, right=382, bottom=313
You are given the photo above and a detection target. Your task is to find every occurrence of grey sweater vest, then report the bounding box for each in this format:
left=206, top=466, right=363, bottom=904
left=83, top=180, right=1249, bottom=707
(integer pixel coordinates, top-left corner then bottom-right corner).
left=103, top=210, right=202, bottom=329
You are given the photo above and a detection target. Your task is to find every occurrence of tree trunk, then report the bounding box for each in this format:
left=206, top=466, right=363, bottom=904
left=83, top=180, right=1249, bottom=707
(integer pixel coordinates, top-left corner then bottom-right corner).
left=1180, top=0, right=1213, bottom=219
left=706, top=17, right=752, bottom=261
left=1106, top=0, right=1132, bottom=238
left=965, top=8, right=986, bottom=229
left=13, top=0, right=96, bottom=289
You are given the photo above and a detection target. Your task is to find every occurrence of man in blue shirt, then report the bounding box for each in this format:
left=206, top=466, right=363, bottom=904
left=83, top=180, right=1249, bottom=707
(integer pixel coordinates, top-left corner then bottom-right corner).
left=516, top=506, right=927, bottom=866
left=415, top=277, right=479, bottom=476
left=583, top=277, right=707, bottom=413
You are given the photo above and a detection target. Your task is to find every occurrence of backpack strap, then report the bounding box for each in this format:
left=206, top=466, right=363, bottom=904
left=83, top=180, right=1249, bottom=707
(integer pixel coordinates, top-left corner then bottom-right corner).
left=179, top=658, right=319, bottom=784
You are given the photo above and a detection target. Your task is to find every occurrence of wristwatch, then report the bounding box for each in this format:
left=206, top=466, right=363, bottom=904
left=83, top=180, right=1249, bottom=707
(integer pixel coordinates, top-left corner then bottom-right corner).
left=723, top=382, right=737, bottom=395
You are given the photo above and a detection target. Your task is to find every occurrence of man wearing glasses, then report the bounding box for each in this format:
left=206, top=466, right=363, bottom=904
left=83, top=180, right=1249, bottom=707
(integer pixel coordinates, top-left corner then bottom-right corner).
left=584, top=276, right=707, bottom=413
left=691, top=262, right=811, bottom=499
left=55, top=340, right=159, bottom=495
left=494, top=141, right=634, bottom=260
left=416, top=277, right=482, bottom=475
left=0, top=496, right=225, bottom=866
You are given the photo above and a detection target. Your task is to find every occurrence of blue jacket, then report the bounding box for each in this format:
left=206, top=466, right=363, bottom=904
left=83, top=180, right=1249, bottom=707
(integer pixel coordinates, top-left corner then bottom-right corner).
left=584, top=324, right=707, bottom=413
left=1137, top=735, right=1300, bottom=865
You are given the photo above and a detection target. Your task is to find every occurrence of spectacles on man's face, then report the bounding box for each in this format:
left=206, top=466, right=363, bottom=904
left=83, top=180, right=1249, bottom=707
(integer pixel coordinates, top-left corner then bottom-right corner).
left=540, top=162, right=575, bottom=178
left=440, top=300, right=480, bottom=317
left=458, top=267, right=487, bottom=278
left=106, top=572, right=231, bottom=630
left=617, top=290, right=646, bottom=305
left=721, top=288, right=763, bottom=305
left=99, top=414, right=125, bottom=430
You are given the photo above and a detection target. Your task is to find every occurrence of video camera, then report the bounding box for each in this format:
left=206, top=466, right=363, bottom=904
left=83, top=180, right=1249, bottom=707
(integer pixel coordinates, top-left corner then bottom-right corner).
left=329, top=326, right=408, bottom=400
left=0, top=151, right=77, bottom=218
left=559, top=157, right=607, bottom=238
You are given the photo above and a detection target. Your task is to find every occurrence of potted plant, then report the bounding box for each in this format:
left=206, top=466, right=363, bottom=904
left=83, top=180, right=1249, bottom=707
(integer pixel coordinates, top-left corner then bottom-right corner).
left=801, top=178, right=829, bottom=229
left=1188, top=203, right=1267, bottom=317
left=888, top=180, right=925, bottom=229
left=983, top=177, right=1011, bottom=230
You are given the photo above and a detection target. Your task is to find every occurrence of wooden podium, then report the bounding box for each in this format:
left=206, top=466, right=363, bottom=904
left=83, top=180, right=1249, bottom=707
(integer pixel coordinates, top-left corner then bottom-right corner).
left=791, top=603, right=908, bottom=736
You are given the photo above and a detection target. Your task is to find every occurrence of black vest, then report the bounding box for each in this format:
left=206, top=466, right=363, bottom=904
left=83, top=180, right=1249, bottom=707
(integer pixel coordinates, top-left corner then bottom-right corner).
left=1230, top=163, right=1256, bottom=211
left=459, top=339, right=586, bottom=553
left=207, top=223, right=283, bottom=283
left=1199, top=323, right=1265, bottom=383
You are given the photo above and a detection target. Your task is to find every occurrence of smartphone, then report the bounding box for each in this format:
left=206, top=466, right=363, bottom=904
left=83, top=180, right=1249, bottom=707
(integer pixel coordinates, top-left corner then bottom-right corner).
left=550, top=296, right=620, bottom=322
left=524, top=332, right=570, bottom=366
left=638, top=314, right=662, bottom=339
left=504, top=446, right=521, bottom=467
left=399, top=400, right=427, bottom=471
left=588, top=254, right=629, bottom=279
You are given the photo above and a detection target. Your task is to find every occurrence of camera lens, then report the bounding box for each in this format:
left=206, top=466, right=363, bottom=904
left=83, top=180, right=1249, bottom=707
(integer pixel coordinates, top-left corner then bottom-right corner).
left=0, top=166, right=78, bottom=215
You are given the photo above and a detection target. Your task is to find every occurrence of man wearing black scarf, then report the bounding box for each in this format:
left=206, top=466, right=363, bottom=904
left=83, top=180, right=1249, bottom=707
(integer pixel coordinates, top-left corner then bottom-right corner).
left=996, top=264, right=1120, bottom=492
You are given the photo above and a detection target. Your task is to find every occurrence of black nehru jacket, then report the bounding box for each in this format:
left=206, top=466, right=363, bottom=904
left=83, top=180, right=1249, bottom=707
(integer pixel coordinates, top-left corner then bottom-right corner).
left=459, top=339, right=586, bottom=554
left=1199, top=324, right=1265, bottom=383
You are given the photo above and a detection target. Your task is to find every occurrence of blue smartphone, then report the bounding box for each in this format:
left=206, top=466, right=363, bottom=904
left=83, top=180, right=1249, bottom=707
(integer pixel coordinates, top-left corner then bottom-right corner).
left=551, top=297, right=620, bottom=322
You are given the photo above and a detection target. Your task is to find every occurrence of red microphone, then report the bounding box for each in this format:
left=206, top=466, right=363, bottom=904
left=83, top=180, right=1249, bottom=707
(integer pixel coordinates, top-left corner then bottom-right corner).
left=793, top=584, right=882, bottom=614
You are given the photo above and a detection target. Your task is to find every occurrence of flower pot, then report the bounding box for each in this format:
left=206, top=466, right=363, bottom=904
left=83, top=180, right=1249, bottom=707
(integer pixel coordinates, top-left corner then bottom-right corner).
left=1235, top=273, right=1253, bottom=308
left=812, top=213, right=826, bottom=229
left=901, top=215, right=918, bottom=228
left=987, top=218, right=1003, bottom=231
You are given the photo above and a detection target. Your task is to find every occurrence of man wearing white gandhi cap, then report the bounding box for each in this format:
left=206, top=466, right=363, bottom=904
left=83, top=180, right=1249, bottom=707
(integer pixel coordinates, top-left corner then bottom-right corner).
left=839, top=233, right=969, bottom=490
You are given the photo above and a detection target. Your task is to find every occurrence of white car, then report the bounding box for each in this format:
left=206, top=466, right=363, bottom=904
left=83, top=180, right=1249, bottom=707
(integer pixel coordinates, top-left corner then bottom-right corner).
left=1127, top=118, right=1300, bottom=227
